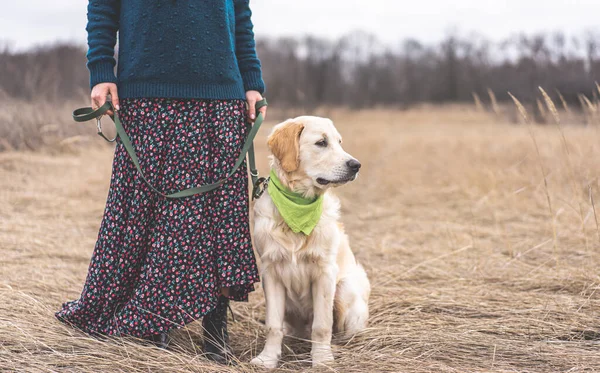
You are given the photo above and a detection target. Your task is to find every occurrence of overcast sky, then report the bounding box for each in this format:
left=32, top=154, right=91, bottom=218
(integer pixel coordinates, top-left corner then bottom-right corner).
left=1, top=0, right=598, bottom=50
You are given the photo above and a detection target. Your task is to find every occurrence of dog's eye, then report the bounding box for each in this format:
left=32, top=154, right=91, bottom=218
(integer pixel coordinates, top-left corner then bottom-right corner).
left=315, top=139, right=327, bottom=147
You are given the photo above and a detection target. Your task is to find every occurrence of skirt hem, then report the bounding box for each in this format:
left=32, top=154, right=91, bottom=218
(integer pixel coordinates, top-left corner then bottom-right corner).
left=55, top=277, right=260, bottom=338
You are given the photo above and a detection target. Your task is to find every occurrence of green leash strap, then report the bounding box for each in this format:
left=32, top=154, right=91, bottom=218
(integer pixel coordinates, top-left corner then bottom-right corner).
left=73, top=98, right=268, bottom=199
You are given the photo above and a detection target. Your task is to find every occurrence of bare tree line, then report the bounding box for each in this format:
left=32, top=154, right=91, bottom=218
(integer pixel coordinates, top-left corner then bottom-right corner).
left=258, top=30, right=600, bottom=109
left=0, top=43, right=88, bottom=102
left=1, top=30, right=600, bottom=108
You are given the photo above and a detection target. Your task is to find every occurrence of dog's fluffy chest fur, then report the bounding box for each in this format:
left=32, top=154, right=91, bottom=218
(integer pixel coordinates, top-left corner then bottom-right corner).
left=269, top=255, right=324, bottom=316
left=253, top=192, right=341, bottom=310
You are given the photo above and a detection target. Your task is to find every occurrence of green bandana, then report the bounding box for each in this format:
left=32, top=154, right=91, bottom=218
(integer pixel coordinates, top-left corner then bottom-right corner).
left=267, top=169, right=323, bottom=235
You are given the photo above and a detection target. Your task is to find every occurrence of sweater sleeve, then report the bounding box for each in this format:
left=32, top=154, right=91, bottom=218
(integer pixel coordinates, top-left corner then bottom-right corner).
left=234, top=0, right=266, bottom=94
left=86, top=0, right=120, bottom=89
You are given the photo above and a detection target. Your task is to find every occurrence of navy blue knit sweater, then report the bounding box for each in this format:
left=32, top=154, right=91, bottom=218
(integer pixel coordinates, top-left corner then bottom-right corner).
left=86, top=0, right=265, bottom=99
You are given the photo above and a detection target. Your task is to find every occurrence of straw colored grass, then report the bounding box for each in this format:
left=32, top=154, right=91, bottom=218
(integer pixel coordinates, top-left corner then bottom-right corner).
left=487, top=88, right=501, bottom=116
left=555, top=89, right=571, bottom=115
left=472, top=93, right=484, bottom=112
left=0, top=98, right=92, bottom=152
left=1, top=105, right=600, bottom=372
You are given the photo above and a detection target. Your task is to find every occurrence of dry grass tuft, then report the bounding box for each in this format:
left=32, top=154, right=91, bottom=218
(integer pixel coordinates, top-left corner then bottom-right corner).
left=2, top=105, right=600, bottom=372
left=536, top=98, right=547, bottom=122
left=539, top=87, right=589, bottom=248
left=578, top=94, right=597, bottom=125
left=472, top=92, right=485, bottom=112
left=487, top=88, right=501, bottom=116
left=539, top=88, right=560, bottom=124
left=0, top=97, right=94, bottom=151
left=509, top=92, right=557, bottom=260
left=555, top=89, right=571, bottom=115
left=581, top=95, right=596, bottom=113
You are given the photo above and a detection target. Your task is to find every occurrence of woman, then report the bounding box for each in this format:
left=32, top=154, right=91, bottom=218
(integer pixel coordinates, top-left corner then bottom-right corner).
left=56, top=0, right=266, bottom=365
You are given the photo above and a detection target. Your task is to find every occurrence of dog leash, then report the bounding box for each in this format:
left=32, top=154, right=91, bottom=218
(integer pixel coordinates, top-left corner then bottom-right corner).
left=72, top=98, right=268, bottom=199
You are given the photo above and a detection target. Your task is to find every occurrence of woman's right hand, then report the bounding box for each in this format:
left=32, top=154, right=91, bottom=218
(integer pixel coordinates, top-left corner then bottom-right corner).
left=91, top=82, right=120, bottom=113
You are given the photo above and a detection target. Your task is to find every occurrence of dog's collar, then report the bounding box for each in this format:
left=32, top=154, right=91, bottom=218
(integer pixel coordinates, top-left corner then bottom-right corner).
left=267, top=170, right=323, bottom=235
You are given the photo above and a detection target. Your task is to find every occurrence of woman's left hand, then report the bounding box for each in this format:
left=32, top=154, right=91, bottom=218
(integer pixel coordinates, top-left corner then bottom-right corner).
left=246, top=90, right=267, bottom=122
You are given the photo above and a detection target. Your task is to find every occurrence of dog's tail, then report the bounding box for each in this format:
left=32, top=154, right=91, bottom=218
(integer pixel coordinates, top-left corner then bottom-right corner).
left=333, top=263, right=371, bottom=340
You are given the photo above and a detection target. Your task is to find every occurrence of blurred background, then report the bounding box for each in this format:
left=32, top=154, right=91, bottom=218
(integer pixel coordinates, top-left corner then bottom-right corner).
left=2, top=0, right=600, bottom=109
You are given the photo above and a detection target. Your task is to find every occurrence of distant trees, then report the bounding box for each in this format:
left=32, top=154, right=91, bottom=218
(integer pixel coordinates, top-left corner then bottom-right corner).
left=0, top=43, right=88, bottom=101
left=257, top=31, right=600, bottom=108
left=0, top=31, right=599, bottom=108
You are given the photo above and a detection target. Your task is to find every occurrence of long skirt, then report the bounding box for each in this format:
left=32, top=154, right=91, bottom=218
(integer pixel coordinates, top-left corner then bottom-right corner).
left=55, top=98, right=260, bottom=338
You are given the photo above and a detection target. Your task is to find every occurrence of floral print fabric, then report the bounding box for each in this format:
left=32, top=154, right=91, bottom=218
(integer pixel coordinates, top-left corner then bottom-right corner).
left=56, top=98, right=259, bottom=337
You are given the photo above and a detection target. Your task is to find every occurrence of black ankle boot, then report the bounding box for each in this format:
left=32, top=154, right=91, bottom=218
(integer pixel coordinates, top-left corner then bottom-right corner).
left=145, top=332, right=169, bottom=349
left=202, top=295, right=236, bottom=365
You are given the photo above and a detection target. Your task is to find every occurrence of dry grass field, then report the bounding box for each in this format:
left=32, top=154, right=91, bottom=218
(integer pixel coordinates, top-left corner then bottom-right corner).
left=1, top=104, right=600, bottom=372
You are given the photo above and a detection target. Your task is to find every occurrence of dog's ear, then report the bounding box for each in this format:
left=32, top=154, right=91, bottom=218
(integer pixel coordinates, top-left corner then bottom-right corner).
left=267, top=120, right=305, bottom=173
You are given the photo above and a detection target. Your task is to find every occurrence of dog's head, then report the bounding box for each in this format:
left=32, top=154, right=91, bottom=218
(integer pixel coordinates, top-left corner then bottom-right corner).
left=267, top=116, right=361, bottom=194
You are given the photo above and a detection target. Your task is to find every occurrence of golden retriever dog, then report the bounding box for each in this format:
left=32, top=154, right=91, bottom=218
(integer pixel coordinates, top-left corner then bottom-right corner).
left=250, top=116, right=371, bottom=368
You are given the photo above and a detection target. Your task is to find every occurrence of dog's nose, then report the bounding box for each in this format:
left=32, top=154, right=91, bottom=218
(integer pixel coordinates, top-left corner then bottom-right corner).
left=346, top=159, right=361, bottom=172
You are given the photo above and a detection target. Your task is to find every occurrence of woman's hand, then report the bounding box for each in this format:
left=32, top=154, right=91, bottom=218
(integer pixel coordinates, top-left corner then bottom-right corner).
left=246, top=90, right=267, bottom=122
left=91, top=82, right=120, bottom=114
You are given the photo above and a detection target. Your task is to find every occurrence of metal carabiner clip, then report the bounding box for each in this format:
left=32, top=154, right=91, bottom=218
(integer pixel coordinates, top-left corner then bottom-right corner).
left=252, top=177, right=269, bottom=200
left=96, top=116, right=118, bottom=143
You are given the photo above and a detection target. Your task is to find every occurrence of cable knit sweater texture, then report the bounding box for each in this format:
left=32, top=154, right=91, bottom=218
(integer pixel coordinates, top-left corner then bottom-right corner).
left=86, top=0, right=265, bottom=99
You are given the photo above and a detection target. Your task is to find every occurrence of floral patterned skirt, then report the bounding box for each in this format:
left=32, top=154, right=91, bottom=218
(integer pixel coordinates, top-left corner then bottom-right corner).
left=56, top=98, right=260, bottom=338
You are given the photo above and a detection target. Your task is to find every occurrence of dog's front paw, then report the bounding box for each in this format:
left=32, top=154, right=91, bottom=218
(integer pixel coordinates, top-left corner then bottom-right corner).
left=250, top=354, right=279, bottom=369
left=311, top=347, right=334, bottom=367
